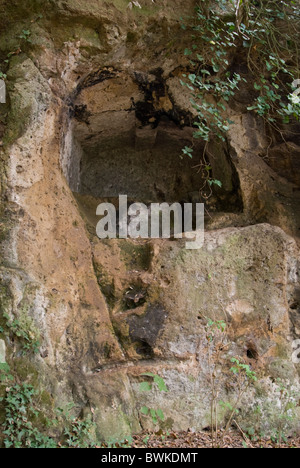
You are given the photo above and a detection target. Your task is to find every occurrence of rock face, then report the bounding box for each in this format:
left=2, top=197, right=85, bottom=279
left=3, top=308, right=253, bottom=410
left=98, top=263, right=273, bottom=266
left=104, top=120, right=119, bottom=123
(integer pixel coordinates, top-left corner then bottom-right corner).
left=0, top=340, right=5, bottom=364
left=89, top=224, right=300, bottom=437
left=0, top=0, right=299, bottom=441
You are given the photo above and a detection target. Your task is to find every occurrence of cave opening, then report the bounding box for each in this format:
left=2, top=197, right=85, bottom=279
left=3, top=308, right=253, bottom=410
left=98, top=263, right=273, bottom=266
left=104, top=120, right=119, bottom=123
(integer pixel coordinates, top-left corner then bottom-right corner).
left=61, top=69, right=243, bottom=232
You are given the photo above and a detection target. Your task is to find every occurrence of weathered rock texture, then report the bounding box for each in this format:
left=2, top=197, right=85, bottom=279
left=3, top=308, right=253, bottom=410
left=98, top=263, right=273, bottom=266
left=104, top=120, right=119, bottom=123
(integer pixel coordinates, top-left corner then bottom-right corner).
left=0, top=0, right=299, bottom=440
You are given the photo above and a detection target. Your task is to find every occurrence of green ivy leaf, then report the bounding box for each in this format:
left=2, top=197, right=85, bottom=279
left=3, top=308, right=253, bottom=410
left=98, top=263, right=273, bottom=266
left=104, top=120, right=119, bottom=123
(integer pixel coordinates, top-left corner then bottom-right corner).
left=140, top=406, right=149, bottom=415
left=154, top=375, right=168, bottom=392
left=156, top=409, right=165, bottom=421
left=182, top=146, right=193, bottom=158
left=139, top=382, right=152, bottom=392
left=266, top=61, right=273, bottom=71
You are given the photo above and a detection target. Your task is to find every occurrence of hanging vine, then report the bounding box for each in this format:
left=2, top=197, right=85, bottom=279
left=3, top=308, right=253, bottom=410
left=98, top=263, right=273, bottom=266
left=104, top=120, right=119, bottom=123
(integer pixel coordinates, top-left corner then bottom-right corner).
left=181, top=0, right=300, bottom=151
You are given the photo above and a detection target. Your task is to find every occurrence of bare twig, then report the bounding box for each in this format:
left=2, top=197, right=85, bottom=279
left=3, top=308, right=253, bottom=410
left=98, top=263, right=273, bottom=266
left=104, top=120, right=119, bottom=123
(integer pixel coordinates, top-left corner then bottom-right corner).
left=233, top=419, right=254, bottom=448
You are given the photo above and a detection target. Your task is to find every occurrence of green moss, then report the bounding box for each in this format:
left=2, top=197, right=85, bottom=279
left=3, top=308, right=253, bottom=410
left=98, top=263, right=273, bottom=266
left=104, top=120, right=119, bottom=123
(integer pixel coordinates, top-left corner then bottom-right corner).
left=3, top=100, right=32, bottom=148
left=2, top=69, right=31, bottom=147
left=106, top=0, right=130, bottom=12
left=13, top=358, right=40, bottom=387
left=103, top=342, right=113, bottom=359
left=0, top=282, right=41, bottom=355
left=93, top=263, right=116, bottom=308
left=39, top=390, right=53, bottom=407
left=50, top=21, right=102, bottom=49
left=0, top=222, right=11, bottom=246
left=188, top=375, right=196, bottom=383
left=147, top=284, right=163, bottom=304
left=174, top=248, right=189, bottom=265
left=95, top=405, right=135, bottom=444
left=268, top=359, right=296, bottom=381
left=112, top=318, right=131, bottom=348
left=221, top=235, right=247, bottom=272
left=2, top=52, right=50, bottom=149
left=0, top=284, right=12, bottom=333
left=275, top=343, right=290, bottom=360
left=120, top=241, right=152, bottom=271
left=203, top=403, right=228, bottom=429
left=126, top=31, right=138, bottom=44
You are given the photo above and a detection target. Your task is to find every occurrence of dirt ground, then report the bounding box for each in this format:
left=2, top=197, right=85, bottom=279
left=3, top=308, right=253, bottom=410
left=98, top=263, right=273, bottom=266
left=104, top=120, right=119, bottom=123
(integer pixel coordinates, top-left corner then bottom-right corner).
left=126, top=430, right=300, bottom=449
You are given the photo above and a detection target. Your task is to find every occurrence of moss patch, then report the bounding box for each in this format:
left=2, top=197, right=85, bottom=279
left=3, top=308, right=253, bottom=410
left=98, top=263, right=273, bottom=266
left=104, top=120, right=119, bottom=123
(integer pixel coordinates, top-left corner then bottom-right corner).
left=93, top=263, right=116, bottom=308
left=119, top=241, right=152, bottom=271
left=0, top=283, right=13, bottom=333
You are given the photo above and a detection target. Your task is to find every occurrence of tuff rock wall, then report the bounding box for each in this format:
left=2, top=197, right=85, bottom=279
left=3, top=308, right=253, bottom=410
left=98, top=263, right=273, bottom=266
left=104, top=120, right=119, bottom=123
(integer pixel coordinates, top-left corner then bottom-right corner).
left=0, top=0, right=299, bottom=441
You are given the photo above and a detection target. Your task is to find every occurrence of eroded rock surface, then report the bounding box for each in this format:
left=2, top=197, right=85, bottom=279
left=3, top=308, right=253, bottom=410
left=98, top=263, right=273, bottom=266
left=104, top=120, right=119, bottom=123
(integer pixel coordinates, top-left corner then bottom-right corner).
left=0, top=0, right=299, bottom=440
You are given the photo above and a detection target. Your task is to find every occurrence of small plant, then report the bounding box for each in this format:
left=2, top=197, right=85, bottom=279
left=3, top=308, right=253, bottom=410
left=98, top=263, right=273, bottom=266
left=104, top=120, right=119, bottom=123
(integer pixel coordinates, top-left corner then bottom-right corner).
left=139, top=372, right=168, bottom=427
left=244, top=406, right=264, bottom=443
left=105, top=436, right=133, bottom=449
left=19, top=30, right=32, bottom=43
left=140, top=406, right=165, bottom=426
left=230, top=358, right=257, bottom=382
left=181, top=2, right=246, bottom=147
left=2, top=14, right=43, bottom=68
left=143, top=435, right=150, bottom=446
left=0, top=384, right=56, bottom=448
left=0, top=386, right=101, bottom=449
left=206, top=318, right=227, bottom=341
left=269, top=379, right=299, bottom=447
left=204, top=317, right=229, bottom=448
left=62, top=416, right=96, bottom=448
left=202, top=313, right=258, bottom=448
left=53, top=403, right=98, bottom=448
left=0, top=363, right=14, bottom=384
left=181, top=0, right=300, bottom=148
left=242, top=380, right=299, bottom=446
left=222, top=358, right=257, bottom=437
left=181, top=154, right=223, bottom=202
left=0, top=364, right=102, bottom=449
left=3, top=311, right=40, bottom=355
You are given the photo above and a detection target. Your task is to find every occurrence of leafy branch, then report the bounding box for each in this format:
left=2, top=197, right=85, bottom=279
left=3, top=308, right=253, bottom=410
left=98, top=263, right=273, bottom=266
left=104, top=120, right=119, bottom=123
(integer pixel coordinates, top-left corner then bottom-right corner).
left=139, top=372, right=169, bottom=427
left=2, top=311, right=40, bottom=355
left=181, top=0, right=300, bottom=152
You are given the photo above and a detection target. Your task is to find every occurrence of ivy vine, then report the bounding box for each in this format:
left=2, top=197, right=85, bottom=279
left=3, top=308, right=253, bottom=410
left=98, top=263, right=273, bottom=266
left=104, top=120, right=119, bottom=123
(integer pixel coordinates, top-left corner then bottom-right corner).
left=181, top=0, right=300, bottom=153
